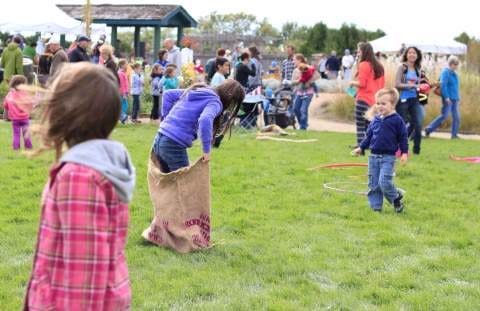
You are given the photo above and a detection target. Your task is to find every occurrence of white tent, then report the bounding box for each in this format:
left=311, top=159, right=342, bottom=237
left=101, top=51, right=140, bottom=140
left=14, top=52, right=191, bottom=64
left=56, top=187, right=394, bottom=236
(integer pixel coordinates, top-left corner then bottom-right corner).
left=0, top=2, right=105, bottom=35
left=370, top=34, right=467, bottom=55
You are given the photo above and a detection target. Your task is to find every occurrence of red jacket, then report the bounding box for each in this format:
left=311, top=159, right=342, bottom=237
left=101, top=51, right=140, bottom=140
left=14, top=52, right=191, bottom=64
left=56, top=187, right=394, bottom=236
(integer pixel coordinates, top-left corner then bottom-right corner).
left=25, top=163, right=131, bottom=311
left=356, top=61, right=385, bottom=106
left=3, top=89, right=32, bottom=120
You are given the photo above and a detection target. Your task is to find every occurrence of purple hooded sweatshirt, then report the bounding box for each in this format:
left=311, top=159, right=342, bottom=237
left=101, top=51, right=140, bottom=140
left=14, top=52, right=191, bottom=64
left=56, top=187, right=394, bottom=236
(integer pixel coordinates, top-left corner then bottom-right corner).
left=160, top=88, right=222, bottom=153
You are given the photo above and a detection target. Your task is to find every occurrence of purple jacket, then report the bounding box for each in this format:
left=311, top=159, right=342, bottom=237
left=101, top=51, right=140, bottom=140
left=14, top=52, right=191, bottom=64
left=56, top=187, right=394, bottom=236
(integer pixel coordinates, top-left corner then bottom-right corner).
left=160, top=88, right=222, bottom=153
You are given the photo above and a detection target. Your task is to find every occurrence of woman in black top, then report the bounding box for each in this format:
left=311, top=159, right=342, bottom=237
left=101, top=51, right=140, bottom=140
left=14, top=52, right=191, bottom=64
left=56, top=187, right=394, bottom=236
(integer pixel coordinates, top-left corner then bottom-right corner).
left=234, top=52, right=256, bottom=89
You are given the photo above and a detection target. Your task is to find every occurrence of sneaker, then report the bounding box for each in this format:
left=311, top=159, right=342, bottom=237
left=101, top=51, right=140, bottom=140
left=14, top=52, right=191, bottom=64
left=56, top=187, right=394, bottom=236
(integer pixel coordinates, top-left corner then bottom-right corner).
left=373, top=209, right=382, bottom=213
left=393, top=193, right=404, bottom=213
left=424, top=129, right=430, bottom=138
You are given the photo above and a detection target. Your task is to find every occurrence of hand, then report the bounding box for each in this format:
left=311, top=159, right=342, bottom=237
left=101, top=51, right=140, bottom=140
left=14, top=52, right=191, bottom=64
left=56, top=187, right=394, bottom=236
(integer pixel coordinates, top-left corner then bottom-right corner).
left=352, top=147, right=362, bottom=156
left=400, top=153, right=408, bottom=165
left=445, top=98, right=452, bottom=105
left=202, top=153, right=210, bottom=162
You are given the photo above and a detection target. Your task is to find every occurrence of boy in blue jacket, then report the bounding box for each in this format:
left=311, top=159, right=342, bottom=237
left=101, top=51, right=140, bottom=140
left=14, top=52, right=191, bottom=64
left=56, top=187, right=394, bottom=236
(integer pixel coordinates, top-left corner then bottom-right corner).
left=353, top=88, right=408, bottom=213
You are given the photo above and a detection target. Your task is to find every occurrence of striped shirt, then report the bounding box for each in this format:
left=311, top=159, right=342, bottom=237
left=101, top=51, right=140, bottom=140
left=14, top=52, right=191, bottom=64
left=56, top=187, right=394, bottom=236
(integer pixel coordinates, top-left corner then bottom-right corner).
left=25, top=163, right=131, bottom=310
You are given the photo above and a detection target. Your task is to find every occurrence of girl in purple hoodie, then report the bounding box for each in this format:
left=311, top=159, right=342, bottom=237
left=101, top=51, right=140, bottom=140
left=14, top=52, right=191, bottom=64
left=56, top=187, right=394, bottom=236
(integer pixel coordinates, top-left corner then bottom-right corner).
left=153, top=80, right=245, bottom=172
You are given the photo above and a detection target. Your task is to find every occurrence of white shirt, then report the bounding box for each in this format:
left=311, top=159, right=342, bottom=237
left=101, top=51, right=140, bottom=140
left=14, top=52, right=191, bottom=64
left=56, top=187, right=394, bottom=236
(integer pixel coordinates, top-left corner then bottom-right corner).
left=342, top=55, right=355, bottom=69
left=181, top=47, right=193, bottom=67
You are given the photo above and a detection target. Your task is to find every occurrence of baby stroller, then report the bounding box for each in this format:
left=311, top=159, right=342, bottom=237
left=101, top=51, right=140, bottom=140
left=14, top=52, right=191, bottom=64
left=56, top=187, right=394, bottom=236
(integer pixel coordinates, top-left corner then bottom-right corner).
left=264, top=82, right=296, bottom=129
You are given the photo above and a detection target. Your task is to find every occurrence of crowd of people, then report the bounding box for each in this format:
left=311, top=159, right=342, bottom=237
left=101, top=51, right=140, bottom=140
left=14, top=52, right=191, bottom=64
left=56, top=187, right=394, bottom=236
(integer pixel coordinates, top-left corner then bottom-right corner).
left=0, top=32, right=464, bottom=309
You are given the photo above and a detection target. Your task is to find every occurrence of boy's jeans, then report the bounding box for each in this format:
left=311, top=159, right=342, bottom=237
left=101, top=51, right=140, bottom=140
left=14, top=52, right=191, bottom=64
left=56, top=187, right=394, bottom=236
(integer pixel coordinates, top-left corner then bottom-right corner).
left=132, top=94, right=140, bottom=120
left=368, top=154, right=401, bottom=211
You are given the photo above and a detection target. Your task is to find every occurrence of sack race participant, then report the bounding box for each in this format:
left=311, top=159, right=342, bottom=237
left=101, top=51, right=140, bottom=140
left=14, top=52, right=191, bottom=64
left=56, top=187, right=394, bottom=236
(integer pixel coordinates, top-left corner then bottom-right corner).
left=143, top=156, right=211, bottom=253
left=143, top=80, right=245, bottom=253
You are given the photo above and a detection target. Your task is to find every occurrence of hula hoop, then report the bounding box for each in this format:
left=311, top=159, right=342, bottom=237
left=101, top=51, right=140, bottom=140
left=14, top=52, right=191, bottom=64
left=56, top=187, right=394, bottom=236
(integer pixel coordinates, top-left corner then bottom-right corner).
left=323, top=182, right=406, bottom=196
left=308, top=163, right=368, bottom=171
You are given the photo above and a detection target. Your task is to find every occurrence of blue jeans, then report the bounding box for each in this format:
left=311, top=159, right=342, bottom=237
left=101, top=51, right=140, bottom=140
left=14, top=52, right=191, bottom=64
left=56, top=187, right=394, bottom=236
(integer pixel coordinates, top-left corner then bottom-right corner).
left=426, top=99, right=460, bottom=137
left=396, top=98, right=424, bottom=153
left=152, top=132, right=189, bottom=173
left=293, top=94, right=313, bottom=130
left=132, top=95, right=140, bottom=120
left=120, top=96, right=129, bottom=122
left=368, top=154, right=401, bottom=211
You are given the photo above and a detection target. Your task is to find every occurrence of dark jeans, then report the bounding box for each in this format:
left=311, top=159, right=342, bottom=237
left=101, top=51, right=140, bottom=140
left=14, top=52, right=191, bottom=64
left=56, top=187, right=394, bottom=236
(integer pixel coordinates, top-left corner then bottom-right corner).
left=132, top=95, right=140, bottom=120
left=152, top=132, right=189, bottom=173
left=150, top=95, right=161, bottom=120
left=396, top=97, right=424, bottom=153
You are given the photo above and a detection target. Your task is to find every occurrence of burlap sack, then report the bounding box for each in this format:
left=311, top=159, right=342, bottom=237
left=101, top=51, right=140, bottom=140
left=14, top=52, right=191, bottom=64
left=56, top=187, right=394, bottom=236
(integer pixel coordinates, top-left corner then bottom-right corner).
left=142, top=152, right=211, bottom=253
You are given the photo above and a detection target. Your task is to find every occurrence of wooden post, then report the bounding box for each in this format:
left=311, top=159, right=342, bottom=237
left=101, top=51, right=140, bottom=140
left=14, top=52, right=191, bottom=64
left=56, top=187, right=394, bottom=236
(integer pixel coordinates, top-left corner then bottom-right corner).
left=60, top=34, right=66, bottom=48
left=111, top=25, right=118, bottom=51
left=154, top=25, right=161, bottom=58
left=134, top=26, right=141, bottom=58
left=83, top=0, right=92, bottom=37
left=177, top=26, right=184, bottom=47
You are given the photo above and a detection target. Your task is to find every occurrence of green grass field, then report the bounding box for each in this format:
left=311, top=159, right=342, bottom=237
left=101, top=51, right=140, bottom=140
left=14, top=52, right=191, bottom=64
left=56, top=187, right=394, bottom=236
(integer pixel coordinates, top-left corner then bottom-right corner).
left=1, top=122, right=479, bottom=310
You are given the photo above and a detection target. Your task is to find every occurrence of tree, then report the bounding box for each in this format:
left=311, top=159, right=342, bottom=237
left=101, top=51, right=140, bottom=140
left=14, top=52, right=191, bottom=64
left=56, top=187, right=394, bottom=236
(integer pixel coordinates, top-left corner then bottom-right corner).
left=455, top=32, right=471, bottom=45
left=198, top=12, right=259, bottom=35
left=299, top=22, right=328, bottom=56
left=281, top=22, right=299, bottom=42
left=256, top=18, right=279, bottom=38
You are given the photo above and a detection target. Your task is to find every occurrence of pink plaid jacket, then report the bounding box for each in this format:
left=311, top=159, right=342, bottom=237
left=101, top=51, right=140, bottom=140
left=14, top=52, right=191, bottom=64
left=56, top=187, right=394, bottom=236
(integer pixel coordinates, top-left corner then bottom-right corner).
left=25, top=163, right=131, bottom=311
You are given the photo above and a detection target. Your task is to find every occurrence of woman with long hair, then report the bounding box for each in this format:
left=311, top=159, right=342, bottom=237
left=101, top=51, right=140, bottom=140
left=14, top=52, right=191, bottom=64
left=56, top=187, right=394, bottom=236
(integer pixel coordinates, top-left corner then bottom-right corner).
left=153, top=80, right=245, bottom=172
left=395, top=46, right=429, bottom=154
left=350, top=42, right=385, bottom=148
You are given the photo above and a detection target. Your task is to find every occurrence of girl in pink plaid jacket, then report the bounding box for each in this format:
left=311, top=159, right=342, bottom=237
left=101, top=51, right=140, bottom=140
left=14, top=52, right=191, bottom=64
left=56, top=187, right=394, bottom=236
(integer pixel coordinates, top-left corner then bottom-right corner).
left=24, top=63, right=136, bottom=311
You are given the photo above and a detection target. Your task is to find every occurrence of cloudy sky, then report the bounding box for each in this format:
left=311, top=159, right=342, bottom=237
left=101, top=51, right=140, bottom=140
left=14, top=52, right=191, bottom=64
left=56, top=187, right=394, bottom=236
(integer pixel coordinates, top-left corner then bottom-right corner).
left=5, top=0, right=480, bottom=39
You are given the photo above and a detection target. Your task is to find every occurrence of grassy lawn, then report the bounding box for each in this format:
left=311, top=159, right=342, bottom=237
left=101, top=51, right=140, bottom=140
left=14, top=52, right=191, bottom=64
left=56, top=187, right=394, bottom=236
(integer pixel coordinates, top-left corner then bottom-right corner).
left=0, top=122, right=479, bottom=310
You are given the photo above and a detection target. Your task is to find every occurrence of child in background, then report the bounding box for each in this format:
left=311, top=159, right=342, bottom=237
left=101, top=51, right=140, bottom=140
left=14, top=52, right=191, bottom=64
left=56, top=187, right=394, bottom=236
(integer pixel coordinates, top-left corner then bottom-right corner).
left=131, top=63, right=144, bottom=123
left=298, top=63, right=319, bottom=95
left=150, top=63, right=163, bottom=121
left=210, top=57, right=230, bottom=87
left=3, top=75, right=34, bottom=150
left=154, top=80, right=245, bottom=172
left=161, top=65, right=180, bottom=91
left=24, top=63, right=135, bottom=310
left=117, top=59, right=129, bottom=123
left=353, top=88, right=408, bottom=213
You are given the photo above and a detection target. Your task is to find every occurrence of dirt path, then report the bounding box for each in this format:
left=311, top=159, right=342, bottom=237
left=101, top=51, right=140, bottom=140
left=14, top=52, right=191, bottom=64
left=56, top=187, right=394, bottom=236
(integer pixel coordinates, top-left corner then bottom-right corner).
left=307, top=93, right=480, bottom=141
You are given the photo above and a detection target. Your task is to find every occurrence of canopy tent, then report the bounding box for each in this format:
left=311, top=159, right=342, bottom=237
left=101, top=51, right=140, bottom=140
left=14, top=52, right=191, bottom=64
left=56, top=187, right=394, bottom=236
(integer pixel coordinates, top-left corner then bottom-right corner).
left=0, top=2, right=105, bottom=35
left=370, top=34, right=467, bottom=55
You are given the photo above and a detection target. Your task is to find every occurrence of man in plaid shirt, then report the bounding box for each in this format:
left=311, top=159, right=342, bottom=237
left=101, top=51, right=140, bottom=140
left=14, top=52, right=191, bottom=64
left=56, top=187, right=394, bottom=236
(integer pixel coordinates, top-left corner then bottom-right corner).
left=282, top=45, right=296, bottom=81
